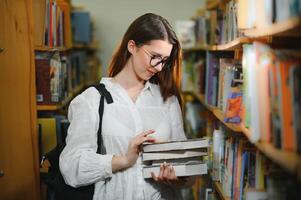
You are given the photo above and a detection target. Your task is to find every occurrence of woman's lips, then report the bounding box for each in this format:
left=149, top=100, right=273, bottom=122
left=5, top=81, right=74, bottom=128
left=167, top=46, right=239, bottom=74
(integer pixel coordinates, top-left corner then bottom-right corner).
left=147, top=69, right=155, bottom=76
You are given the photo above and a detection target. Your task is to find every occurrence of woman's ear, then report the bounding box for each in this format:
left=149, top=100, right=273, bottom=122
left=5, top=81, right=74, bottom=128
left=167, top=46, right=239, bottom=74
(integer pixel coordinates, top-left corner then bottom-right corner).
left=127, top=40, right=136, bottom=54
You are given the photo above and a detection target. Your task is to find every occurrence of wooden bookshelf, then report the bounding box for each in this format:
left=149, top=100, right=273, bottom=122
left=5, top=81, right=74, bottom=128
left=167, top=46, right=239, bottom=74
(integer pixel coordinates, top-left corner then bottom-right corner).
left=213, top=181, right=231, bottom=200
left=243, top=16, right=301, bottom=37
left=37, top=83, right=85, bottom=111
left=186, top=91, right=301, bottom=180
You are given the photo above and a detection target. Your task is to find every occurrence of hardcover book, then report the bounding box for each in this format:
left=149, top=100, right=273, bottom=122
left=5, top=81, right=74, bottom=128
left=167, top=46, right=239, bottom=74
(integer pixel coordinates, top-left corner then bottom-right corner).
left=143, top=162, right=207, bottom=178
left=142, top=138, right=209, bottom=153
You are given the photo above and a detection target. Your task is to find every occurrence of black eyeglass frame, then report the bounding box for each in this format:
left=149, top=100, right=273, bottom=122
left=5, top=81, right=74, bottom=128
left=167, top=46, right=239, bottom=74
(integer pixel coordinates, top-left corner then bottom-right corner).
left=141, top=47, right=171, bottom=70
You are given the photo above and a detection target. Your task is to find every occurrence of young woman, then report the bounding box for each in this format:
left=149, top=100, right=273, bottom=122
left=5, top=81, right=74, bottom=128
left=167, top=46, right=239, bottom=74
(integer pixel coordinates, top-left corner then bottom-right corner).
left=60, top=13, right=194, bottom=200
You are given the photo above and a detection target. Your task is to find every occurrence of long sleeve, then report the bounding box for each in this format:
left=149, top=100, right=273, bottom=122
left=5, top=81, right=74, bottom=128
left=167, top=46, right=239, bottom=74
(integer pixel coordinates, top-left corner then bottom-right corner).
left=59, top=92, right=113, bottom=188
left=168, top=96, right=187, bottom=141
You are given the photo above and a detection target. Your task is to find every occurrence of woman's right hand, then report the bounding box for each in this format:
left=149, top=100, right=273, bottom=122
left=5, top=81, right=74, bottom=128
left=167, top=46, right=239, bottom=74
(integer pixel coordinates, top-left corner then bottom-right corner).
left=112, top=130, right=155, bottom=172
left=124, top=130, right=156, bottom=167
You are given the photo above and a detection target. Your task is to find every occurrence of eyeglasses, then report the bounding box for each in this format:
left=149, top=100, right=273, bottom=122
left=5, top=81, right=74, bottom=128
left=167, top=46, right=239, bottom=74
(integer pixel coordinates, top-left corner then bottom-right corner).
left=141, top=48, right=170, bottom=70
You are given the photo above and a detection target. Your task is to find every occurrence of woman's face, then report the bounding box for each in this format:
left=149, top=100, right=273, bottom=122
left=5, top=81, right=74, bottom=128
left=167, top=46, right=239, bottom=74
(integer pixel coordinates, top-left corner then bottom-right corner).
left=129, top=39, right=173, bottom=81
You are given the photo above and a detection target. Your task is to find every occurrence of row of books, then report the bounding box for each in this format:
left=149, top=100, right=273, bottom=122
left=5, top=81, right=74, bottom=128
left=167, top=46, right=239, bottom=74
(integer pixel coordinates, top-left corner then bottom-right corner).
left=142, top=138, right=209, bottom=179
left=238, top=0, right=301, bottom=29
left=33, top=0, right=72, bottom=48
left=205, top=0, right=242, bottom=45
left=177, top=0, right=301, bottom=49
left=242, top=42, right=301, bottom=152
left=182, top=41, right=301, bottom=153
left=182, top=50, right=242, bottom=115
left=205, top=51, right=240, bottom=110
left=212, top=129, right=264, bottom=199
left=175, top=0, right=242, bottom=49
left=210, top=127, right=301, bottom=200
left=35, top=50, right=100, bottom=105
left=33, top=0, right=94, bottom=48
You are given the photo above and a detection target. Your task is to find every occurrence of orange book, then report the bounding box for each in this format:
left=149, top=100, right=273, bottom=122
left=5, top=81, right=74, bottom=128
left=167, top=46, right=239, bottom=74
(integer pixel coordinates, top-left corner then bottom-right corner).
left=278, top=55, right=301, bottom=151
left=57, top=0, right=72, bottom=48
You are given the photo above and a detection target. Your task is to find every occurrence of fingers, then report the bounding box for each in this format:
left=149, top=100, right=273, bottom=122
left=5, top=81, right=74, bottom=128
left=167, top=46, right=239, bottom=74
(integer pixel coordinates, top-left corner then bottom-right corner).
left=135, top=130, right=156, bottom=145
left=151, top=172, right=158, bottom=181
left=151, top=162, right=178, bottom=185
left=137, top=130, right=155, bottom=138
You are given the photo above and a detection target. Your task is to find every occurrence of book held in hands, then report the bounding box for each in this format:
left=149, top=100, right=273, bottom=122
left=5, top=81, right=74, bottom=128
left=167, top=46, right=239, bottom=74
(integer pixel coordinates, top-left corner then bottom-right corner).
left=142, top=138, right=209, bottom=178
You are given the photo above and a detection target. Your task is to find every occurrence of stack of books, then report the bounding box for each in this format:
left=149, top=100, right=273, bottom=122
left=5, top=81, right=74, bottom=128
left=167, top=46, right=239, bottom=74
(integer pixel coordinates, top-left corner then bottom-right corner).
left=142, top=138, right=209, bottom=178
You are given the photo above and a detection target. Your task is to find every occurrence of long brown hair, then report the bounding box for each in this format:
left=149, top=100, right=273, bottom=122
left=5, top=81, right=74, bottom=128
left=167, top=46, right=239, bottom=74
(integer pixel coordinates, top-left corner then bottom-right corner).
left=108, top=13, right=182, bottom=103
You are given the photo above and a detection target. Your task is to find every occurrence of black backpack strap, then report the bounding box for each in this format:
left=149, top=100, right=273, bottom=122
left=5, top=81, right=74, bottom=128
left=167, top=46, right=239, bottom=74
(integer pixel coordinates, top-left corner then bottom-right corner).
left=92, top=83, right=113, bottom=154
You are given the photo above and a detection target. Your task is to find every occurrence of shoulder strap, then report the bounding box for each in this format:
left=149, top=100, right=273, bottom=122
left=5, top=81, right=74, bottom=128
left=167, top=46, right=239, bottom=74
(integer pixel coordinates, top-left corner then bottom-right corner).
left=92, top=83, right=113, bottom=154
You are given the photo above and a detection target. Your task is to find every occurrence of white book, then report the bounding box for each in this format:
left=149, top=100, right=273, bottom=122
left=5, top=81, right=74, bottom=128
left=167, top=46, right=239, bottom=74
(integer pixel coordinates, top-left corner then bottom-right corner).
left=143, top=162, right=207, bottom=178
left=150, top=157, right=201, bottom=166
left=142, top=149, right=207, bottom=162
left=143, top=138, right=209, bottom=153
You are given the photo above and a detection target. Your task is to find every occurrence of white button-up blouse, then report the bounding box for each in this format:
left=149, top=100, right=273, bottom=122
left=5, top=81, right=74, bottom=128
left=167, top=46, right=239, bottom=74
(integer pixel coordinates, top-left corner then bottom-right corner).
left=60, top=77, right=187, bottom=200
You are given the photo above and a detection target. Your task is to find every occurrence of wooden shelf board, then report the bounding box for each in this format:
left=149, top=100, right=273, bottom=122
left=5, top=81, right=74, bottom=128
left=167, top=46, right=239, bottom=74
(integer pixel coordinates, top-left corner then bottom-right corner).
left=195, top=94, right=215, bottom=112
left=212, top=109, right=243, bottom=132
left=255, top=142, right=301, bottom=175
left=36, top=105, right=58, bottom=111
left=243, top=16, right=301, bottom=37
left=184, top=37, right=269, bottom=52
left=213, top=181, right=231, bottom=200
left=34, top=46, right=71, bottom=51
left=216, top=37, right=251, bottom=50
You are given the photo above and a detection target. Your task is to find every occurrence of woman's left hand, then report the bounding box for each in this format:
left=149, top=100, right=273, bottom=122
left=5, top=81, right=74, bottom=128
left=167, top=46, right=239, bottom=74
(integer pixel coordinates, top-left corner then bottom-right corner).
left=151, top=162, right=189, bottom=186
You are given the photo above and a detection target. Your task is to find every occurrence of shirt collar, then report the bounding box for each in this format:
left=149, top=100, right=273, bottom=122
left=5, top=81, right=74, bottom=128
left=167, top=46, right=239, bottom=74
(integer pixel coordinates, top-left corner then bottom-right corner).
left=142, top=81, right=155, bottom=96
left=101, top=77, right=155, bottom=96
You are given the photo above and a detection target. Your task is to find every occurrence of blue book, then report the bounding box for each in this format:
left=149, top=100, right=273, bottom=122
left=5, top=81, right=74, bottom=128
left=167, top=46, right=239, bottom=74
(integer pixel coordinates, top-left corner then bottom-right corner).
left=71, top=11, right=91, bottom=44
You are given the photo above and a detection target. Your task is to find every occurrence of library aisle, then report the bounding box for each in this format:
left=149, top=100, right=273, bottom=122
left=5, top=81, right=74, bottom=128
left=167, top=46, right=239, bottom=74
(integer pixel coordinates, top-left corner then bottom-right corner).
left=1, top=0, right=301, bottom=200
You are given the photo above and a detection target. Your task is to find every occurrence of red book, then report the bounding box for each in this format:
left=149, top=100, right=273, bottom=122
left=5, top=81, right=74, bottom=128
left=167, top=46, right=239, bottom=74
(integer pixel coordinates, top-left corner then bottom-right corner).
left=35, top=58, right=52, bottom=104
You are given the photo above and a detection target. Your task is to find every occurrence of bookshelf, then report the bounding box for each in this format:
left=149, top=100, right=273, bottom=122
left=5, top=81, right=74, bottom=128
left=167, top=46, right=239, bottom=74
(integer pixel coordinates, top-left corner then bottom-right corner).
left=190, top=91, right=301, bottom=181
left=182, top=1, right=301, bottom=199
left=31, top=1, right=102, bottom=199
